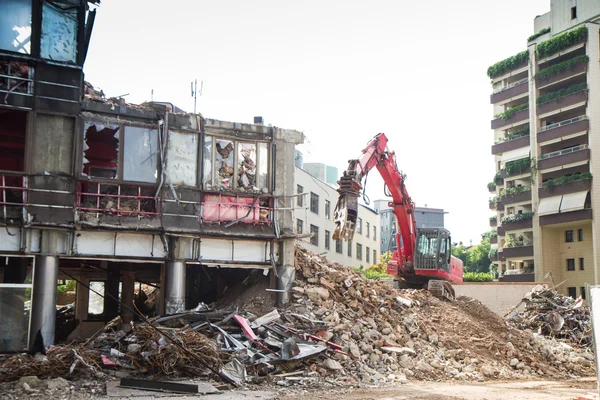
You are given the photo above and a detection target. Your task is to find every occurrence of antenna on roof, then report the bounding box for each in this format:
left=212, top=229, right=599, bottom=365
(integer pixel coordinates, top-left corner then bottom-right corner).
left=191, top=79, right=203, bottom=114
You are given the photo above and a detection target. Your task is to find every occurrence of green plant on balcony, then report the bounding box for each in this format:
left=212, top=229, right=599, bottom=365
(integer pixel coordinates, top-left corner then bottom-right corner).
left=488, top=247, right=498, bottom=259
left=505, top=157, right=530, bottom=176
left=535, top=55, right=589, bottom=82
left=537, top=82, right=587, bottom=105
left=489, top=215, right=497, bottom=223
left=501, top=211, right=534, bottom=224
left=495, top=103, right=529, bottom=121
left=528, top=27, right=550, bottom=42
left=489, top=196, right=498, bottom=205
left=508, top=125, right=530, bottom=140
left=487, top=182, right=496, bottom=191
left=504, top=233, right=517, bottom=248
left=536, top=26, right=587, bottom=58
left=494, top=171, right=503, bottom=182
left=487, top=50, right=529, bottom=79
left=542, top=172, right=592, bottom=189
left=500, top=185, right=530, bottom=197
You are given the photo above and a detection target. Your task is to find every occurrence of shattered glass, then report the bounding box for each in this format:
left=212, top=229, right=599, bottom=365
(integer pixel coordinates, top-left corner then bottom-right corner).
left=202, top=135, right=213, bottom=189
left=40, top=1, right=78, bottom=63
left=258, top=142, right=269, bottom=192
left=123, top=126, right=158, bottom=183
left=0, top=0, right=32, bottom=54
left=237, top=142, right=256, bottom=192
left=214, top=138, right=234, bottom=191
left=82, top=122, right=119, bottom=179
left=166, top=131, right=198, bottom=186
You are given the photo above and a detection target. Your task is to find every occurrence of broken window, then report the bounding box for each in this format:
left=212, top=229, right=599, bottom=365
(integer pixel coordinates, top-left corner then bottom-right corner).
left=88, top=280, right=105, bottom=318
left=123, top=126, right=158, bottom=183
left=40, top=0, right=78, bottom=63
left=202, top=135, right=270, bottom=192
left=166, top=130, right=198, bottom=186
left=238, top=142, right=256, bottom=192
left=83, top=122, right=119, bottom=179
left=0, top=0, right=32, bottom=55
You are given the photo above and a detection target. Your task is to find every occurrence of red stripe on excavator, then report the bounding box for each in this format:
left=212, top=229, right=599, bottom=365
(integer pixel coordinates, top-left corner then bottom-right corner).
left=413, top=269, right=463, bottom=284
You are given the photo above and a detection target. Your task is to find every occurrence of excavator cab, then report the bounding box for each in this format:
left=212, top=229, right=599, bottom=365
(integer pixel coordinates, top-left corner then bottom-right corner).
left=414, top=228, right=452, bottom=273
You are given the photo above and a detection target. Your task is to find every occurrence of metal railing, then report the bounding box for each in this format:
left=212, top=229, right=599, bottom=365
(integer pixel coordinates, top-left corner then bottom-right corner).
left=77, top=181, right=158, bottom=218
left=538, top=144, right=588, bottom=160
left=0, top=61, right=34, bottom=109
left=538, top=115, right=587, bottom=133
left=492, top=78, right=528, bottom=94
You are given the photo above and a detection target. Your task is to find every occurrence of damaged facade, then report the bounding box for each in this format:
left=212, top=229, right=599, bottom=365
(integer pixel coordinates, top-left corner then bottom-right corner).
left=0, top=0, right=304, bottom=352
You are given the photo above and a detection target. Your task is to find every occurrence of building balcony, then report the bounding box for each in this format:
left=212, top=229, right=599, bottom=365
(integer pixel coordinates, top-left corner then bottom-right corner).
left=538, top=145, right=589, bottom=171
left=490, top=236, right=498, bottom=244
left=490, top=78, right=528, bottom=104
left=501, top=218, right=533, bottom=232
left=501, top=165, right=531, bottom=179
left=499, top=273, right=535, bottom=282
left=496, top=199, right=504, bottom=211
left=491, top=109, right=529, bottom=130
left=539, top=178, right=591, bottom=198
left=540, top=209, right=592, bottom=226
left=489, top=201, right=497, bottom=210
left=536, top=61, right=587, bottom=89
left=490, top=219, right=497, bottom=227
left=501, top=189, right=532, bottom=205
left=537, top=116, right=588, bottom=144
left=491, top=135, right=530, bottom=156
left=536, top=90, right=587, bottom=116
left=497, top=226, right=505, bottom=236
left=502, top=245, right=534, bottom=259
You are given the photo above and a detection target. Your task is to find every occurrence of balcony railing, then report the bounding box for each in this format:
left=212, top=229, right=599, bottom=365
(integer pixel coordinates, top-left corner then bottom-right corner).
left=538, top=144, right=588, bottom=160
left=202, top=194, right=272, bottom=224
left=538, top=115, right=587, bottom=133
left=492, top=78, right=528, bottom=95
left=77, top=181, right=158, bottom=218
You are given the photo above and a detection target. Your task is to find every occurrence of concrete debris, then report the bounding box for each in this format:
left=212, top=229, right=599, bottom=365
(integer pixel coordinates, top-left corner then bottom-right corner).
left=506, top=285, right=592, bottom=347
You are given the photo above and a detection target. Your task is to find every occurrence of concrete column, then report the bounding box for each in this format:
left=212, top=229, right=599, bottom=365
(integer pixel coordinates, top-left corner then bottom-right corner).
left=164, top=261, right=186, bottom=314
left=29, top=255, right=59, bottom=349
left=120, top=273, right=135, bottom=325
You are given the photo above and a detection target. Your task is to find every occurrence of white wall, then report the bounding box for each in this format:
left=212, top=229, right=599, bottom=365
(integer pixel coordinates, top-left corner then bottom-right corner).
left=454, top=282, right=546, bottom=315
left=295, top=167, right=380, bottom=268
left=550, top=0, right=600, bottom=35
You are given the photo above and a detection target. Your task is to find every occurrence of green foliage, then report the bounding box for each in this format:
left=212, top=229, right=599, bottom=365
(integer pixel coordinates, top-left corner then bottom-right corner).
left=501, top=211, right=534, bottom=224
left=57, top=280, right=76, bottom=294
left=505, top=157, right=530, bottom=176
left=536, top=26, right=587, bottom=58
left=466, top=237, right=491, bottom=273
left=488, top=247, right=498, bottom=259
left=489, top=196, right=497, bottom=205
left=542, top=172, right=592, bottom=189
left=495, top=103, right=529, bottom=121
left=451, top=242, right=468, bottom=266
left=528, top=27, right=551, bottom=42
left=489, top=216, right=497, bottom=222
left=481, top=229, right=497, bottom=240
left=463, top=272, right=494, bottom=282
left=360, top=269, right=393, bottom=279
left=357, top=251, right=393, bottom=279
left=487, top=182, right=496, bottom=191
left=487, top=50, right=529, bottom=79
left=494, top=171, right=503, bottom=182
left=537, top=82, right=587, bottom=105
left=500, top=185, right=530, bottom=197
left=535, top=55, right=589, bottom=82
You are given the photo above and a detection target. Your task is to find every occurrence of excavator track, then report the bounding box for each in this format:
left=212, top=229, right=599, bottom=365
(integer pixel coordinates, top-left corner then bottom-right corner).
left=427, top=280, right=455, bottom=302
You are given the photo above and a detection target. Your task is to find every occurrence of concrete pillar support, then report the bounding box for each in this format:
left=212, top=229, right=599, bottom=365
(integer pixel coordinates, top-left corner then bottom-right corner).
left=165, top=261, right=186, bottom=314
left=29, top=255, right=59, bottom=348
left=120, top=273, right=135, bottom=325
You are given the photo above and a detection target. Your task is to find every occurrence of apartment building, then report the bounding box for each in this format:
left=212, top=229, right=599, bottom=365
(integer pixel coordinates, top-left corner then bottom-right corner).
left=488, top=0, right=600, bottom=297
left=0, top=1, right=304, bottom=352
left=295, top=167, right=379, bottom=268
left=374, top=199, right=446, bottom=254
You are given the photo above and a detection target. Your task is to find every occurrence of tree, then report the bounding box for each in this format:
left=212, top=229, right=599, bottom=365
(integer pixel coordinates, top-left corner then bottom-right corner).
left=465, top=237, right=491, bottom=273
left=451, top=242, right=468, bottom=266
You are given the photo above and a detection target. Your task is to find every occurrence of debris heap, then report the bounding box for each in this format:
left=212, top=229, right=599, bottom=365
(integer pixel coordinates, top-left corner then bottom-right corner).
left=505, top=284, right=592, bottom=347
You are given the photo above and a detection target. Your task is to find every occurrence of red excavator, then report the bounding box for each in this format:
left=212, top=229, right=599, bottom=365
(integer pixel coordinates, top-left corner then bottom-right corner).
left=332, top=133, right=463, bottom=299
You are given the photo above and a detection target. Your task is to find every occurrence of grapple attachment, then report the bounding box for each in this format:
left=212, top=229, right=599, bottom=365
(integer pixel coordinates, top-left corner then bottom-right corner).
left=332, top=170, right=362, bottom=242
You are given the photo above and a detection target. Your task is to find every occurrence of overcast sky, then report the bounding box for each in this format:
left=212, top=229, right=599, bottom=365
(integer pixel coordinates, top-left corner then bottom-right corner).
left=84, top=0, right=550, bottom=245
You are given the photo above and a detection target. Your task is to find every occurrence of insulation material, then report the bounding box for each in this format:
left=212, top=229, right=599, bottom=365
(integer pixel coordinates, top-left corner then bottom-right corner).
left=233, top=240, right=268, bottom=262
left=203, top=194, right=263, bottom=223
left=166, top=131, right=198, bottom=186
left=75, top=231, right=114, bottom=255
left=537, top=195, right=562, bottom=215
left=115, top=233, right=154, bottom=257
left=123, top=127, right=158, bottom=183
left=29, top=229, right=40, bottom=253
left=199, top=238, right=233, bottom=261
left=560, top=191, right=588, bottom=213
left=0, top=226, right=20, bottom=251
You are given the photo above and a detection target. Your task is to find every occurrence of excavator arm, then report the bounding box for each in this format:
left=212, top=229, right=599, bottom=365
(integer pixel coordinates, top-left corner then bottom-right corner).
left=332, top=133, right=417, bottom=271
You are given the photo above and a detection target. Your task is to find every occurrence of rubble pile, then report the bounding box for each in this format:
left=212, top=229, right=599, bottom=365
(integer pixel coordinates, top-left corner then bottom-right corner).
left=506, top=284, right=592, bottom=347
left=285, top=245, right=596, bottom=384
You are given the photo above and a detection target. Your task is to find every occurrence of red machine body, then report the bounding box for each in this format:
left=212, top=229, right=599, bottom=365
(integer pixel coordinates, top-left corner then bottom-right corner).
left=332, top=133, right=463, bottom=288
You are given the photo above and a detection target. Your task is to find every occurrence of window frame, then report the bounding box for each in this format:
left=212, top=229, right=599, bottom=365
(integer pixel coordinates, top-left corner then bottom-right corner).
left=310, top=224, right=319, bottom=246
left=325, top=200, right=331, bottom=219
left=567, top=286, right=577, bottom=298
left=579, top=257, right=584, bottom=271
left=335, top=239, right=342, bottom=254
left=356, top=243, right=362, bottom=260
left=357, top=218, right=363, bottom=235
left=366, top=222, right=370, bottom=238
left=325, top=230, right=331, bottom=250
left=347, top=241, right=352, bottom=257
left=202, top=134, right=270, bottom=192
left=373, top=249, right=377, bottom=264
left=366, top=246, right=370, bottom=263
left=581, top=286, right=586, bottom=300
left=373, top=225, right=377, bottom=240
left=567, top=258, right=575, bottom=271
left=578, top=229, right=583, bottom=241
left=310, top=192, right=319, bottom=214
left=565, top=230, right=574, bottom=243
left=296, top=219, right=303, bottom=234
left=81, top=120, right=162, bottom=185
left=297, top=185, right=304, bottom=207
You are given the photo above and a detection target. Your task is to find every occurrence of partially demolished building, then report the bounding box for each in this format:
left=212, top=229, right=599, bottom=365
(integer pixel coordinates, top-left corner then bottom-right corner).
left=0, top=1, right=303, bottom=352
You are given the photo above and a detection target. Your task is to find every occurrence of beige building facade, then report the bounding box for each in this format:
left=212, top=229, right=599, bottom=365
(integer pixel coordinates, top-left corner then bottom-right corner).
left=488, top=0, right=600, bottom=299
